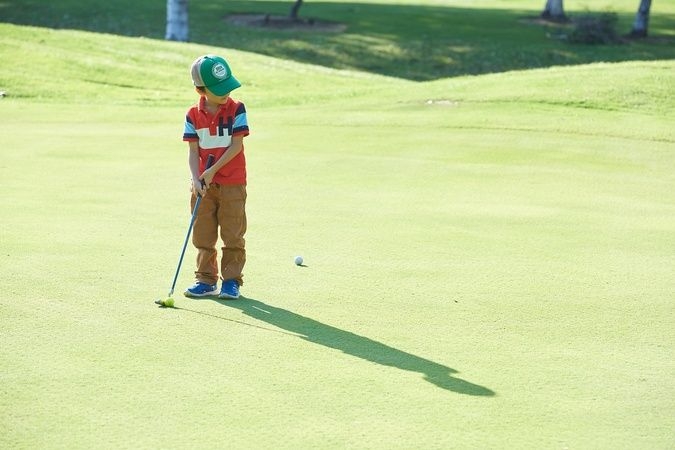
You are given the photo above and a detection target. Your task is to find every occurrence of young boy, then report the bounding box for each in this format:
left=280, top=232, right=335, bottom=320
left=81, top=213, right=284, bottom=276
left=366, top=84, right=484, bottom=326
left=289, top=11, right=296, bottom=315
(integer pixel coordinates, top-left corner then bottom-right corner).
left=182, top=54, right=249, bottom=299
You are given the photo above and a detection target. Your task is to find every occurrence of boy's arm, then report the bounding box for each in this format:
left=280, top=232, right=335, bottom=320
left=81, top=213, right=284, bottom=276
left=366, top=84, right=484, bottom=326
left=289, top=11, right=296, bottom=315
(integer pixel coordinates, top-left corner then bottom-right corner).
left=188, top=141, right=207, bottom=197
left=201, top=135, right=245, bottom=186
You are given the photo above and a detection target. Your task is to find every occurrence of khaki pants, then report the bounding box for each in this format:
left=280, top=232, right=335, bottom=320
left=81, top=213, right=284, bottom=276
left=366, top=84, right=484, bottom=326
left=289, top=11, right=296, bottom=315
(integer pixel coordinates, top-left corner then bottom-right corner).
left=191, top=184, right=247, bottom=286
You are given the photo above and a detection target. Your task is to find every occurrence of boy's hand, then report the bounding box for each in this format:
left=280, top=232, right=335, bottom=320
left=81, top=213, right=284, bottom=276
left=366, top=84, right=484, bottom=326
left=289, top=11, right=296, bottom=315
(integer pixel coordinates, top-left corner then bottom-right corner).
left=192, top=176, right=207, bottom=197
left=201, top=167, right=216, bottom=188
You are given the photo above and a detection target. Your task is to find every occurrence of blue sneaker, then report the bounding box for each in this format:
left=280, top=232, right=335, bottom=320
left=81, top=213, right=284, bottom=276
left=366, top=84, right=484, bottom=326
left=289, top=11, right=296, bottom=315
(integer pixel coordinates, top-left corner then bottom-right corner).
left=219, top=279, right=240, bottom=299
left=184, top=281, right=218, bottom=297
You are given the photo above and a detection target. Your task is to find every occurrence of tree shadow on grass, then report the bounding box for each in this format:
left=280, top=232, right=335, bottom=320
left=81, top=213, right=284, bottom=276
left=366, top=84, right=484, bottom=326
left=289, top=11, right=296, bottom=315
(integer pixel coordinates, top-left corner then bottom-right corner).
left=212, top=296, right=495, bottom=396
left=2, top=1, right=673, bottom=81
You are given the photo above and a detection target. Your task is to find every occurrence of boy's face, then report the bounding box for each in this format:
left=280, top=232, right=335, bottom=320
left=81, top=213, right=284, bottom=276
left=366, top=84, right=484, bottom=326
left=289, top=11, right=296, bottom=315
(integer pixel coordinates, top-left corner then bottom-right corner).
left=199, top=87, right=230, bottom=105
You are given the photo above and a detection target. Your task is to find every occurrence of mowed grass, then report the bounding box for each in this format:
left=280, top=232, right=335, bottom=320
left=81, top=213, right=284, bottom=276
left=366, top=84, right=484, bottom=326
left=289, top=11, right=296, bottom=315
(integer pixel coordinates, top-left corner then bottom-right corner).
left=1, top=22, right=675, bottom=449
left=1, top=0, right=675, bottom=79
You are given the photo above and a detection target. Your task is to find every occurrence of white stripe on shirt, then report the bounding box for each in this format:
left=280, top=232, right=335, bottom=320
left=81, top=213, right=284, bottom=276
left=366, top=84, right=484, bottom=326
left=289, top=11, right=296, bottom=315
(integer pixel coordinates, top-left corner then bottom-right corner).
left=196, top=128, right=233, bottom=149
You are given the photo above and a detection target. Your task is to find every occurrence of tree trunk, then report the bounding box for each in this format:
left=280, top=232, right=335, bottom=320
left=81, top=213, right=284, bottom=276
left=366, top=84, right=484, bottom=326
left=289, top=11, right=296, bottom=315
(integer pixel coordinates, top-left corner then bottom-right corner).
left=541, top=0, right=567, bottom=22
left=630, top=0, right=652, bottom=38
left=166, top=0, right=189, bottom=42
left=290, top=0, right=303, bottom=20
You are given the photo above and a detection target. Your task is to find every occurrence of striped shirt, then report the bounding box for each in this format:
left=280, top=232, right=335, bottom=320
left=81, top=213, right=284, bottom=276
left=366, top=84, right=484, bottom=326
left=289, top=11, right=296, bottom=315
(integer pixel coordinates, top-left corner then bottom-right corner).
left=183, top=96, right=250, bottom=185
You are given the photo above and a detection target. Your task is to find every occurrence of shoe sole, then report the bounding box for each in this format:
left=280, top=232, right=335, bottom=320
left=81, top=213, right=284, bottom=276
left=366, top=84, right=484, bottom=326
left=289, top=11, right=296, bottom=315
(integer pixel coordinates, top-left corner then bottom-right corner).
left=218, top=292, right=240, bottom=299
left=184, top=289, right=219, bottom=298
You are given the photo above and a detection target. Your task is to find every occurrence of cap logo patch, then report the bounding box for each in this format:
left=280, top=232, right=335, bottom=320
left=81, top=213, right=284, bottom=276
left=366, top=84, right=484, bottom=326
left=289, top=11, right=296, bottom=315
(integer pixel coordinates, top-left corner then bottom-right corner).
left=212, top=63, right=229, bottom=80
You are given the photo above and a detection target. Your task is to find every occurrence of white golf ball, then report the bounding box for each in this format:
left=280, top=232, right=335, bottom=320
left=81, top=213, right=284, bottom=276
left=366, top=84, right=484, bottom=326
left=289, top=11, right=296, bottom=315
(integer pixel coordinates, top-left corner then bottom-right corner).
left=294, top=256, right=304, bottom=266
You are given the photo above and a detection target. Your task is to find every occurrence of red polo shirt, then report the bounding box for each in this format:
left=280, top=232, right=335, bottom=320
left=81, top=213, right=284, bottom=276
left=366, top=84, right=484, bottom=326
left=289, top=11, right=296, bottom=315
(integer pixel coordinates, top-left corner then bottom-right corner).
left=183, top=96, right=250, bottom=185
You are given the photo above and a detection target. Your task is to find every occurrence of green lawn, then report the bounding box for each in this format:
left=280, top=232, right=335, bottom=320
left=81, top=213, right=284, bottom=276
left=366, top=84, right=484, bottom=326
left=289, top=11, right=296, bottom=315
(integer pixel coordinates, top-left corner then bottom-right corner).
left=1, top=0, right=674, bottom=79
left=1, top=2, right=675, bottom=448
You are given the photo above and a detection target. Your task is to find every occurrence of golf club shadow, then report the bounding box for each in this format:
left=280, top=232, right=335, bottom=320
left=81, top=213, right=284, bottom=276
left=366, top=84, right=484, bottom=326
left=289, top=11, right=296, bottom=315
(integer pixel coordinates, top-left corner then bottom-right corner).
left=213, top=296, right=495, bottom=396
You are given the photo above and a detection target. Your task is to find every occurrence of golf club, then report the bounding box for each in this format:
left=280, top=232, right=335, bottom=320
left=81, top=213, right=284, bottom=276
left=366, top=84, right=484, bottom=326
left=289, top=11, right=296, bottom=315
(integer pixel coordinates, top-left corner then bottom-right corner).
left=156, top=154, right=214, bottom=306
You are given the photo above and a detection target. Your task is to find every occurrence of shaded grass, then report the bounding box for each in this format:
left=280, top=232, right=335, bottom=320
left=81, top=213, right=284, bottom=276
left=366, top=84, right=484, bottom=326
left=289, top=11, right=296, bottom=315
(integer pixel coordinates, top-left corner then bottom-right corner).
left=1, top=0, right=674, bottom=80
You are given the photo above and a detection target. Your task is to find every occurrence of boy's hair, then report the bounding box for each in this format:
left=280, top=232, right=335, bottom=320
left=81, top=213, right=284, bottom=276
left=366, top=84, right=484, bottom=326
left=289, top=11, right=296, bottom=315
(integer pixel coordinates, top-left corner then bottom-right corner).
left=195, top=86, right=206, bottom=93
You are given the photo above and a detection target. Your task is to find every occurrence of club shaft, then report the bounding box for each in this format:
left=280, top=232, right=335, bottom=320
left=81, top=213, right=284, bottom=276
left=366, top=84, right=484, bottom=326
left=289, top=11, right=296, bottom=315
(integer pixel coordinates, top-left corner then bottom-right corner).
left=167, top=154, right=214, bottom=297
left=168, top=195, right=202, bottom=297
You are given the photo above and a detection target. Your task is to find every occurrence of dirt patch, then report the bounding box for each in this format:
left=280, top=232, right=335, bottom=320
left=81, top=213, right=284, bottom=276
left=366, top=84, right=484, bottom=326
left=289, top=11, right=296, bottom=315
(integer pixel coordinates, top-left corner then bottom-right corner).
left=518, top=16, right=571, bottom=27
left=225, top=14, right=346, bottom=33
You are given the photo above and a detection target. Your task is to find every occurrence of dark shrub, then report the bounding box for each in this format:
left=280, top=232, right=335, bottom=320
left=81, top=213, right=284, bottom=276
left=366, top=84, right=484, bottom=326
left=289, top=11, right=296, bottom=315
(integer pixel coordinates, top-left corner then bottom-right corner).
left=568, top=12, right=620, bottom=44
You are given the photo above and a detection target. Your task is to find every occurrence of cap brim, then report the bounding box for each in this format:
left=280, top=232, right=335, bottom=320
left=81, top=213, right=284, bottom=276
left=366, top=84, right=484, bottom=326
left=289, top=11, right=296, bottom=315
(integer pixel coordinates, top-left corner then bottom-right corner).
left=207, top=76, right=241, bottom=96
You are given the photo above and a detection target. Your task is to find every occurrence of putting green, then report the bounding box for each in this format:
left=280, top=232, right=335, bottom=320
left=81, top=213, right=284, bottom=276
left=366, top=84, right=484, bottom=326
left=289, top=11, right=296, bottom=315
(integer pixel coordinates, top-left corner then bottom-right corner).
left=1, top=21, right=674, bottom=449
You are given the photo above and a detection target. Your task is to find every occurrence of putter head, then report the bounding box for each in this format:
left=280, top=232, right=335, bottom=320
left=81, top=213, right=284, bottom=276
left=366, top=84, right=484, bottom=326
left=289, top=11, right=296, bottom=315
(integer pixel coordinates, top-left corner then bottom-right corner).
left=154, top=298, right=175, bottom=307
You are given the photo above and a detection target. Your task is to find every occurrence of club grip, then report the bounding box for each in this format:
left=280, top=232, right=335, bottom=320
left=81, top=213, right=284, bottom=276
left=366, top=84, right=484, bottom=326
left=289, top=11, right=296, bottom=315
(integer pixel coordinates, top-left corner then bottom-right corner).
left=205, top=154, right=215, bottom=169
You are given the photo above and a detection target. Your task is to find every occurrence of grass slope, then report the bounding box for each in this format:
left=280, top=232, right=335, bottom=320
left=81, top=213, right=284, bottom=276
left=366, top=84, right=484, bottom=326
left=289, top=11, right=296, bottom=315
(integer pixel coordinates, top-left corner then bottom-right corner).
left=1, top=23, right=674, bottom=449
left=1, top=0, right=674, bottom=80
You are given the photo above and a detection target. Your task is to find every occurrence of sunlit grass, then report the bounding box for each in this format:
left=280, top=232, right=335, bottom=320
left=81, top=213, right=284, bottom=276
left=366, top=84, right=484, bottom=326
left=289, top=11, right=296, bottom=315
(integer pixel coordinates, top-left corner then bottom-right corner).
left=0, top=7, right=674, bottom=448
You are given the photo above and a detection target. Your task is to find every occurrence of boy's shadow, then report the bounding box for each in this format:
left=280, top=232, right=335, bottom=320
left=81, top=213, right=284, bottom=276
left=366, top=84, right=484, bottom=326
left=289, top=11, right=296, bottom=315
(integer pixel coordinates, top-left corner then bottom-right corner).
left=215, top=297, right=495, bottom=396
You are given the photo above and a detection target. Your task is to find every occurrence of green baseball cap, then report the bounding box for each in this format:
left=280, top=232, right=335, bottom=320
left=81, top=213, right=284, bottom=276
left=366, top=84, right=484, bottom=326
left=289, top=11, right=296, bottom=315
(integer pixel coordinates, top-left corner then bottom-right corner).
left=190, top=55, right=241, bottom=96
